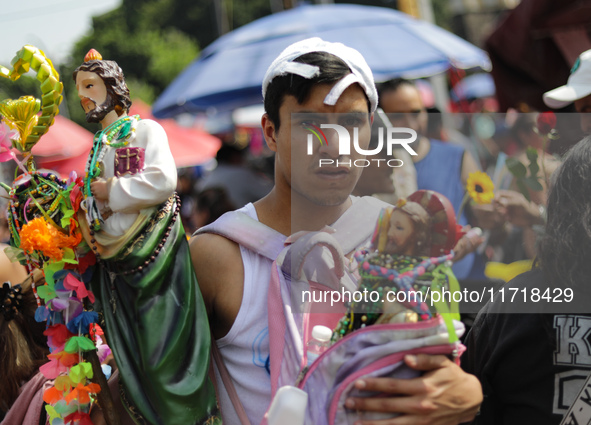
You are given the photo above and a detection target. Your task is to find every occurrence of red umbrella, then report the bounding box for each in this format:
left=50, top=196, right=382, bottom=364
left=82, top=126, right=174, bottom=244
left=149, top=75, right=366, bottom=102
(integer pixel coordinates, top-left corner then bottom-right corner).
left=32, top=115, right=93, bottom=178
left=129, top=100, right=221, bottom=168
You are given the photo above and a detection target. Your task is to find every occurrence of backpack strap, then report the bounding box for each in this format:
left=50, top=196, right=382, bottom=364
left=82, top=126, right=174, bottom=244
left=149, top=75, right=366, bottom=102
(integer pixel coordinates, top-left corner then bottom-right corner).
left=194, top=197, right=387, bottom=259
left=281, top=231, right=346, bottom=283
left=210, top=341, right=251, bottom=425
left=194, top=210, right=286, bottom=260
left=269, top=231, right=349, bottom=396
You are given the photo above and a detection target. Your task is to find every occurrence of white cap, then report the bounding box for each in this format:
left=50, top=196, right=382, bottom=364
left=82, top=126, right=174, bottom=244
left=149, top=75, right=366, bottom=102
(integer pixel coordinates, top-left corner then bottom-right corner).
left=311, top=325, right=333, bottom=342
left=543, top=49, right=591, bottom=109
left=262, top=37, right=378, bottom=113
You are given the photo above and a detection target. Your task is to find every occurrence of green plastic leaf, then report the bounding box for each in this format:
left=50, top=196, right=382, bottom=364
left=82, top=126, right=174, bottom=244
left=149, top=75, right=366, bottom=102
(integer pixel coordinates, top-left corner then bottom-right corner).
left=69, top=361, right=93, bottom=384
left=3, top=245, right=26, bottom=263
left=60, top=208, right=75, bottom=228
left=36, top=283, right=56, bottom=301
left=53, top=399, right=75, bottom=415
left=505, top=157, right=527, bottom=178
left=524, top=177, right=544, bottom=191
left=62, top=248, right=78, bottom=264
left=54, top=375, right=73, bottom=391
left=45, top=405, right=60, bottom=423
left=64, top=336, right=97, bottom=353
left=43, top=262, right=64, bottom=285
left=516, top=180, right=531, bottom=202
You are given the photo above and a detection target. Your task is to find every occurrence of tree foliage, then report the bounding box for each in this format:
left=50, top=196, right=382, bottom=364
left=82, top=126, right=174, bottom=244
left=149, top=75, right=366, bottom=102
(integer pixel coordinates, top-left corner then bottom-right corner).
left=58, top=0, right=275, bottom=129
left=3, top=0, right=454, bottom=130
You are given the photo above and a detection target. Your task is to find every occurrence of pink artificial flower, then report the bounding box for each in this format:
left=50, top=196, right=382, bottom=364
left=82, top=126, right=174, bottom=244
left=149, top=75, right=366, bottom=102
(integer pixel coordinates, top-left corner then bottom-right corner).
left=0, top=122, right=18, bottom=163
left=95, top=335, right=112, bottom=363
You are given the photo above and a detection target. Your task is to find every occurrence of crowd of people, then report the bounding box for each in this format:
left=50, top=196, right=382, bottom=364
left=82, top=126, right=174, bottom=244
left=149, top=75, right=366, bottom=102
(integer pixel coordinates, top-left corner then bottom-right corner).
left=1, top=34, right=591, bottom=425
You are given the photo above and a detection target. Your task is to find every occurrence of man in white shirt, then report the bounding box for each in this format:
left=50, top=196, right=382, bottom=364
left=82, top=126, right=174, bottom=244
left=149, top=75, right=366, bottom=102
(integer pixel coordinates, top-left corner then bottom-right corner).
left=190, top=38, right=482, bottom=425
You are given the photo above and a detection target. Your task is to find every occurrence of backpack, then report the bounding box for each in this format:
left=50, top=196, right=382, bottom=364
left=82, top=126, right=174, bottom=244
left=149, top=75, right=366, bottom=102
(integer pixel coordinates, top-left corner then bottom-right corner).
left=196, top=197, right=464, bottom=425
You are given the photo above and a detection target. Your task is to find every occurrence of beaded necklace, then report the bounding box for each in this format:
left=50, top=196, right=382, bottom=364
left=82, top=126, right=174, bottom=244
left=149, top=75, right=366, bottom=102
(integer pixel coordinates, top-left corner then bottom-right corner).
left=84, top=115, right=139, bottom=199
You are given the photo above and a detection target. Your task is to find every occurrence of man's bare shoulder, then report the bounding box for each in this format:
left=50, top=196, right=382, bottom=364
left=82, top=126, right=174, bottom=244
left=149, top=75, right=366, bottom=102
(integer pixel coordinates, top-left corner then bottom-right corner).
left=189, top=232, right=244, bottom=336
left=190, top=232, right=243, bottom=265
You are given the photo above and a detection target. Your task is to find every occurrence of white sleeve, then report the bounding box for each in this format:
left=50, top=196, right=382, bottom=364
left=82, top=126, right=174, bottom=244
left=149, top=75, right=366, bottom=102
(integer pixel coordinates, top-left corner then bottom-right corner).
left=107, top=119, right=177, bottom=213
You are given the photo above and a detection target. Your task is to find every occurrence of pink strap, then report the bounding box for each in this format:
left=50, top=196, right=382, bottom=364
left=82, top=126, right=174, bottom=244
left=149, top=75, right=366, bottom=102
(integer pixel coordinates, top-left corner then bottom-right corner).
left=211, top=341, right=251, bottom=425
left=267, top=260, right=288, bottom=396
left=289, top=232, right=345, bottom=282
left=195, top=211, right=285, bottom=260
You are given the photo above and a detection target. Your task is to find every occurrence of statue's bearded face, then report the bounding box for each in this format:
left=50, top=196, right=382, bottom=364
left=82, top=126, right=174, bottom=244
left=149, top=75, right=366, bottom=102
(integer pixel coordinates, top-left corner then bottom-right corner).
left=84, top=94, right=117, bottom=124
left=75, top=70, right=117, bottom=124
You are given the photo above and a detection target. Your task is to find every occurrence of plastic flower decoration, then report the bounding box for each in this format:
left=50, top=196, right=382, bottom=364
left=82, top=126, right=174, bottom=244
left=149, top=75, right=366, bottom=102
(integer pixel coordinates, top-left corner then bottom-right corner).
left=457, top=171, right=494, bottom=222
left=466, top=171, right=495, bottom=205
left=0, top=121, right=18, bottom=162
left=0, top=96, right=40, bottom=152
left=2, top=45, right=102, bottom=425
left=19, top=217, right=81, bottom=262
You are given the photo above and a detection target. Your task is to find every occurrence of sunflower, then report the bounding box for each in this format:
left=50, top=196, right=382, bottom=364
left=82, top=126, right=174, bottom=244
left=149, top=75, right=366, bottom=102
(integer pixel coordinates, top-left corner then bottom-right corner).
left=466, top=171, right=494, bottom=204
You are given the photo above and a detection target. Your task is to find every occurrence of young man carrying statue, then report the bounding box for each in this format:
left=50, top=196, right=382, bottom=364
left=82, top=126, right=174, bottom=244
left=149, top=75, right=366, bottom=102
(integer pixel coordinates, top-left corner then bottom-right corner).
left=74, top=49, right=217, bottom=425
left=191, top=38, right=482, bottom=425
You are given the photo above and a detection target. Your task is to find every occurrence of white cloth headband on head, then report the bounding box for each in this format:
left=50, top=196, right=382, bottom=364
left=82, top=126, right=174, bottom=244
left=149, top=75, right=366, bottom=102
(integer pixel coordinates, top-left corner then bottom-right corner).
left=262, top=37, right=377, bottom=112
left=280, top=62, right=320, bottom=79
left=323, top=73, right=360, bottom=106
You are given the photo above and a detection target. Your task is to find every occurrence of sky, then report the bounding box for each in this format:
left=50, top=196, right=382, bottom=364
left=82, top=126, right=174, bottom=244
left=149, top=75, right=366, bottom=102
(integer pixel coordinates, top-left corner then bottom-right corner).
left=1, top=0, right=121, bottom=66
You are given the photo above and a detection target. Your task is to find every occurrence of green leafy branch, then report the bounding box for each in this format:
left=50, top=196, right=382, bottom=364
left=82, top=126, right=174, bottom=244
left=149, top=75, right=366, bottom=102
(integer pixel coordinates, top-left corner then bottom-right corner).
left=505, top=147, right=543, bottom=202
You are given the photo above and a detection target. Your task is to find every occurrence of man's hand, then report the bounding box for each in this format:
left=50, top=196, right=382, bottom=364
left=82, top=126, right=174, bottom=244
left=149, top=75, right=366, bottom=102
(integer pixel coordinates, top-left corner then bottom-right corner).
left=344, top=354, right=482, bottom=425
left=90, top=178, right=109, bottom=201
left=470, top=203, right=505, bottom=231
left=493, top=189, right=544, bottom=227
left=452, top=226, right=484, bottom=263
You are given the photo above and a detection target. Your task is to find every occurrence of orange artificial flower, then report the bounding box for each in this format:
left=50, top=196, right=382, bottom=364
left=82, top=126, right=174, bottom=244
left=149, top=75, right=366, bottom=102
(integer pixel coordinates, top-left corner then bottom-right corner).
left=65, top=382, right=101, bottom=405
left=43, top=386, right=63, bottom=404
left=19, top=217, right=81, bottom=261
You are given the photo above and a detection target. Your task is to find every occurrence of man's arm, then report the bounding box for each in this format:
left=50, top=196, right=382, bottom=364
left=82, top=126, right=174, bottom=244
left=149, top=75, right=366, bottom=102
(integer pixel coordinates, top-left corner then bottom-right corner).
left=345, top=354, right=482, bottom=425
left=189, top=233, right=244, bottom=340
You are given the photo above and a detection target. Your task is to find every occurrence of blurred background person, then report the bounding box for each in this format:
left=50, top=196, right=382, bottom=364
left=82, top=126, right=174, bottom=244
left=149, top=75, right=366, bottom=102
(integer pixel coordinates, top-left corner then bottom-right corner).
left=191, top=187, right=236, bottom=230
left=463, top=136, right=591, bottom=425
left=0, top=266, right=135, bottom=425
left=490, top=112, right=561, bottom=265
left=197, top=142, right=272, bottom=209
left=377, top=78, right=506, bottom=284
left=0, top=271, right=49, bottom=424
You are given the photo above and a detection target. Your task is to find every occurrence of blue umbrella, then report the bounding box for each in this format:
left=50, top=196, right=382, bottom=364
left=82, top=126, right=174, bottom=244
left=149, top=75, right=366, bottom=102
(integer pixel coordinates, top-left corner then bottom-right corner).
left=153, top=3, right=491, bottom=118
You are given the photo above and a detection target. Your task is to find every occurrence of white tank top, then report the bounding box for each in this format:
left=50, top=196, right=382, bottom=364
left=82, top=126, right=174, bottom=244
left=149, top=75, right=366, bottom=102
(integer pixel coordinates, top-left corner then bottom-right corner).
left=212, top=197, right=388, bottom=424
left=214, top=203, right=280, bottom=425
